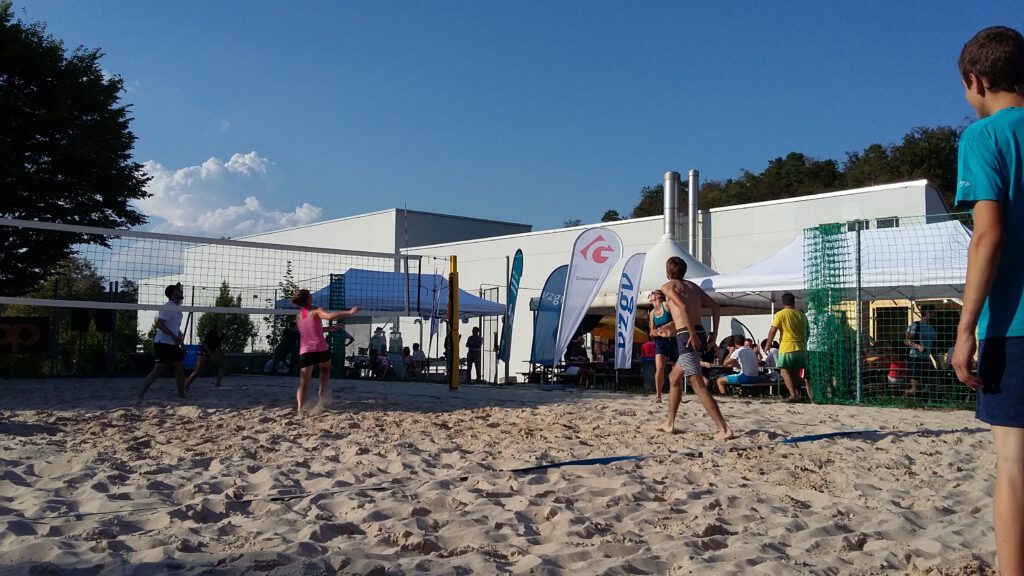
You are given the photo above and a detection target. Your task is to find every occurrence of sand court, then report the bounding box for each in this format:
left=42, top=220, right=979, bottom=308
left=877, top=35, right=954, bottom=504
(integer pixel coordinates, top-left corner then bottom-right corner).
left=0, top=377, right=999, bottom=574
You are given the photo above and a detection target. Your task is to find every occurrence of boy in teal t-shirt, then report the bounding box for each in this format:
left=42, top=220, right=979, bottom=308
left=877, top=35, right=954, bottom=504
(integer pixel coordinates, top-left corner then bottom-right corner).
left=951, top=26, right=1024, bottom=573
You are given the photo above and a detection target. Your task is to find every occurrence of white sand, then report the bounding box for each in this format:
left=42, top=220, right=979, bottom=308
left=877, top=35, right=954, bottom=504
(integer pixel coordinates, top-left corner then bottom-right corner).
left=0, top=376, right=998, bottom=575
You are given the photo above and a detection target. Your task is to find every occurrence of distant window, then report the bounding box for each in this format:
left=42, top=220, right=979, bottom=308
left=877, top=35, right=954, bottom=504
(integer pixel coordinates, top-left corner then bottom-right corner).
left=876, top=216, right=899, bottom=229
left=847, top=220, right=870, bottom=232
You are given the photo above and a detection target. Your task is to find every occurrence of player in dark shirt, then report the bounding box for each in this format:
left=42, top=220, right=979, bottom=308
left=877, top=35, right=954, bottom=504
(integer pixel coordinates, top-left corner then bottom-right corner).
left=185, top=318, right=229, bottom=389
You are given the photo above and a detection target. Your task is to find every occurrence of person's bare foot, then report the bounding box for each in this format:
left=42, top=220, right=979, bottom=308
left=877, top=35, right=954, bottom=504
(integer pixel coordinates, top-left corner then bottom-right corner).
left=656, top=424, right=678, bottom=434
left=654, top=395, right=662, bottom=403
left=715, top=428, right=736, bottom=441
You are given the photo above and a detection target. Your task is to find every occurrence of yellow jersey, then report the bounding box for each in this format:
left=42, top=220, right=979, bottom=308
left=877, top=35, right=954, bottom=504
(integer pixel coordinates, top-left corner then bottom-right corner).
left=772, top=308, right=808, bottom=354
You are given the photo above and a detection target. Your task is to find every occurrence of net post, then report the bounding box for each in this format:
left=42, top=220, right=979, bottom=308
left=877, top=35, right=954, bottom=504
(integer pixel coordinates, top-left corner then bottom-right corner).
left=448, top=256, right=460, bottom=390
left=329, top=273, right=347, bottom=379
left=855, top=223, right=863, bottom=404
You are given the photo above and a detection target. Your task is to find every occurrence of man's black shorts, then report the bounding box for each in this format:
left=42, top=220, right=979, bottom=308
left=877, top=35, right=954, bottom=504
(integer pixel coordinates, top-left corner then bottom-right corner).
left=154, top=343, right=184, bottom=364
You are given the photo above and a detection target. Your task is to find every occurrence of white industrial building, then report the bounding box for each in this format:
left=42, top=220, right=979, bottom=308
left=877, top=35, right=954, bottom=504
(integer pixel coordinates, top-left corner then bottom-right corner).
left=162, top=176, right=949, bottom=380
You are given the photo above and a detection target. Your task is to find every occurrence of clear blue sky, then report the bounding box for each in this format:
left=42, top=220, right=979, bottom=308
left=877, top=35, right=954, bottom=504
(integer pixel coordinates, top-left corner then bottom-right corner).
left=19, top=1, right=1024, bottom=236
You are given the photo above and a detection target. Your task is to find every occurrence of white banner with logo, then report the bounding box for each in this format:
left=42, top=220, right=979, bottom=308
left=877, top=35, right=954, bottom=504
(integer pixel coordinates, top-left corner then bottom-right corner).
left=614, top=252, right=645, bottom=369
left=554, top=228, right=623, bottom=363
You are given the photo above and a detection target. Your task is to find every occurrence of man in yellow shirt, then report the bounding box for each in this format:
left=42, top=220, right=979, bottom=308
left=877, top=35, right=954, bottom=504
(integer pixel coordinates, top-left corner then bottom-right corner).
left=766, top=292, right=810, bottom=401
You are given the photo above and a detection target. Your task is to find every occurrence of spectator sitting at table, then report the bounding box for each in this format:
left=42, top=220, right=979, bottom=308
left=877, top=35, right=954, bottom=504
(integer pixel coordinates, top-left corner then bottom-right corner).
left=565, top=337, right=588, bottom=363
left=716, top=335, right=772, bottom=394
left=411, top=342, right=427, bottom=371
left=402, top=346, right=418, bottom=378
left=760, top=339, right=780, bottom=369
left=715, top=336, right=734, bottom=365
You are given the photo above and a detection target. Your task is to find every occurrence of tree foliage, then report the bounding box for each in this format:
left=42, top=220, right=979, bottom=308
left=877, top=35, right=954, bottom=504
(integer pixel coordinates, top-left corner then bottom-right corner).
left=562, top=218, right=583, bottom=228
left=600, top=209, right=623, bottom=222
left=0, top=2, right=150, bottom=295
left=625, top=124, right=962, bottom=216
left=264, top=261, right=300, bottom=349
left=197, top=281, right=257, bottom=352
left=631, top=184, right=665, bottom=218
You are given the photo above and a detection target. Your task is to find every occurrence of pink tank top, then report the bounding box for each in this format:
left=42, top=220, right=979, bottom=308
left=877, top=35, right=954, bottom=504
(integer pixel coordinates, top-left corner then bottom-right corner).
left=297, top=308, right=328, bottom=354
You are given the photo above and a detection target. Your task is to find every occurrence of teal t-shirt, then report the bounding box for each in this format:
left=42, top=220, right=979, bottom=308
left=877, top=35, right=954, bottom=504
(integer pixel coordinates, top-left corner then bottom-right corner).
left=955, top=107, right=1024, bottom=339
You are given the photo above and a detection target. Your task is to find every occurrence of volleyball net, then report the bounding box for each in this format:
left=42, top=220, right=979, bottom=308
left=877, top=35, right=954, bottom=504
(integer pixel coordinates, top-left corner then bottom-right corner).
left=803, top=213, right=974, bottom=409
left=0, top=218, right=454, bottom=377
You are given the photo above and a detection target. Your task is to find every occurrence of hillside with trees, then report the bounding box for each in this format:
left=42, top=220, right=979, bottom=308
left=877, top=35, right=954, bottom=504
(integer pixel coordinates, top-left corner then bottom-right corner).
left=589, top=124, right=963, bottom=223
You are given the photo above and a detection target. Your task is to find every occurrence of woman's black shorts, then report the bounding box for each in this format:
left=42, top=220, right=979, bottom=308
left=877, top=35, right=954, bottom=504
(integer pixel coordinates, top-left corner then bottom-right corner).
left=653, top=336, right=679, bottom=362
left=299, top=350, right=331, bottom=367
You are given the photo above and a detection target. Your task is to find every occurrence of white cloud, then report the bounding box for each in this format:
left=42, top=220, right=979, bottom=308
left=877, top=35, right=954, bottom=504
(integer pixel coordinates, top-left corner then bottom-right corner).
left=136, top=152, right=323, bottom=238
left=220, top=119, right=230, bottom=135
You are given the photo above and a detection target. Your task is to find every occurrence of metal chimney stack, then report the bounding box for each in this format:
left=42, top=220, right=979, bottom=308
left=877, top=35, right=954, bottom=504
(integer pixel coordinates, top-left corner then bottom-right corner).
left=663, top=171, right=680, bottom=238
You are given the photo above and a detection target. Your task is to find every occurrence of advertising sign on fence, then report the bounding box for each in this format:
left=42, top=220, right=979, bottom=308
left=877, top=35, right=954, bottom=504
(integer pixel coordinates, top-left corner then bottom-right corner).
left=0, top=317, right=49, bottom=354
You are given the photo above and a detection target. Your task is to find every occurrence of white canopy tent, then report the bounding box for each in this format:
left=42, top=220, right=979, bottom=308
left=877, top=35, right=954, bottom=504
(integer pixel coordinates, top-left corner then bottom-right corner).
left=691, top=219, right=971, bottom=306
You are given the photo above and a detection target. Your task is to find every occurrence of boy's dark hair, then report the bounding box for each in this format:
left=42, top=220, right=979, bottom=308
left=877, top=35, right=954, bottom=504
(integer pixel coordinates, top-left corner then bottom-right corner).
left=164, top=282, right=181, bottom=299
left=666, top=256, right=687, bottom=280
left=733, top=335, right=745, bottom=347
left=920, top=304, right=936, bottom=315
left=959, top=26, right=1024, bottom=95
left=781, top=292, right=796, bottom=307
left=291, top=289, right=311, bottom=307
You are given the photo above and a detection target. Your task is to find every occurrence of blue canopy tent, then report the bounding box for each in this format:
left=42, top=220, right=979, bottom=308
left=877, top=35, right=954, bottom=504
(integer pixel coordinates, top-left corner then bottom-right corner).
left=277, top=268, right=505, bottom=319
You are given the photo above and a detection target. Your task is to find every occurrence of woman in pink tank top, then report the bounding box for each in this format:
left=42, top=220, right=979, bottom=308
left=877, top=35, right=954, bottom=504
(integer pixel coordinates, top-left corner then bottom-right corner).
left=291, top=289, right=359, bottom=415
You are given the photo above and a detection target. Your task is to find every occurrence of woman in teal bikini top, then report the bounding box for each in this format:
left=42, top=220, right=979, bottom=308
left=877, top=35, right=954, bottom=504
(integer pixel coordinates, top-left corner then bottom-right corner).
left=647, top=290, right=678, bottom=403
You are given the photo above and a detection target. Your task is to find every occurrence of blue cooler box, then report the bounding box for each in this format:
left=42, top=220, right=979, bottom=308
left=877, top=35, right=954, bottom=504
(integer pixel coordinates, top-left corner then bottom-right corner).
left=183, top=344, right=201, bottom=370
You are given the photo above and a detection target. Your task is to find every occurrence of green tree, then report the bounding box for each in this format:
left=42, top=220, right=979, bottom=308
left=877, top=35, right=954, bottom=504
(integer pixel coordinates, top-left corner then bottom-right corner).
left=888, top=126, right=960, bottom=206
left=632, top=124, right=959, bottom=214
left=562, top=218, right=583, bottom=228
left=197, top=281, right=257, bottom=352
left=842, top=143, right=896, bottom=189
left=264, top=261, right=300, bottom=349
left=631, top=184, right=665, bottom=218
left=600, top=209, right=623, bottom=222
left=0, top=2, right=150, bottom=296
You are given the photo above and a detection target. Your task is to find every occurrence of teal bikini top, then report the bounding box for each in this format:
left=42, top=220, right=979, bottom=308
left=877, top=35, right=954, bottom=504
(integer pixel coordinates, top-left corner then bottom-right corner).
left=653, top=304, right=672, bottom=328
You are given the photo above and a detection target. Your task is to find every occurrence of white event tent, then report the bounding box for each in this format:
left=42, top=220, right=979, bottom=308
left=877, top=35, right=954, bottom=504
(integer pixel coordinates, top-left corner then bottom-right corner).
left=691, top=219, right=972, bottom=307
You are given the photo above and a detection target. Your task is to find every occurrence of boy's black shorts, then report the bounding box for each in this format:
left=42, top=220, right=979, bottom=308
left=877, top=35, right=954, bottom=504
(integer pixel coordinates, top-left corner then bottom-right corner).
left=154, top=343, right=184, bottom=364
